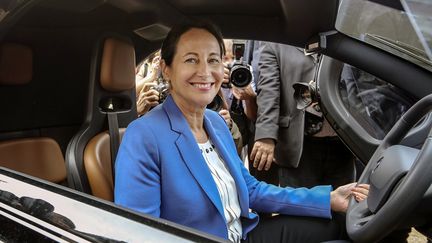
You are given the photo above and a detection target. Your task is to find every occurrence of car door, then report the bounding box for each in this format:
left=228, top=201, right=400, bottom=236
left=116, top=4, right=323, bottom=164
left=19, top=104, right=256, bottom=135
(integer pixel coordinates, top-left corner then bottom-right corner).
left=316, top=0, right=432, bottom=164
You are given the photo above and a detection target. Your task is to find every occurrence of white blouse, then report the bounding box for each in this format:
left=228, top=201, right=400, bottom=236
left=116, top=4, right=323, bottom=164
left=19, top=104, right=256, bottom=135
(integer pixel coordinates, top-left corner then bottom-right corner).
left=198, top=140, right=242, bottom=243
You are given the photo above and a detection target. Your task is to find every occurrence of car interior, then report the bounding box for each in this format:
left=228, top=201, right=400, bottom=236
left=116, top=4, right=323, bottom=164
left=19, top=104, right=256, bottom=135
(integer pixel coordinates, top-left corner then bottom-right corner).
left=0, top=0, right=431, bottom=242
left=0, top=42, right=67, bottom=183
left=0, top=0, right=341, bottom=196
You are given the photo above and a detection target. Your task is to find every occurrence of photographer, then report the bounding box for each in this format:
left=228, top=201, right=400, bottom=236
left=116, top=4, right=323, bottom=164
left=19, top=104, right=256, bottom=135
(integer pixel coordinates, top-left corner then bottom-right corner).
left=136, top=51, right=162, bottom=116
left=221, top=39, right=259, bottom=158
left=136, top=51, right=160, bottom=95
left=231, top=40, right=263, bottom=122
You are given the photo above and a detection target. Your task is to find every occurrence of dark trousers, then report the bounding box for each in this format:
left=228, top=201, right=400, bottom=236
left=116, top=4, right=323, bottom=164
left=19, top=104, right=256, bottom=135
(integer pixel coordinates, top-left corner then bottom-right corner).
left=242, top=213, right=347, bottom=243
left=248, top=161, right=279, bottom=186
left=279, top=136, right=355, bottom=189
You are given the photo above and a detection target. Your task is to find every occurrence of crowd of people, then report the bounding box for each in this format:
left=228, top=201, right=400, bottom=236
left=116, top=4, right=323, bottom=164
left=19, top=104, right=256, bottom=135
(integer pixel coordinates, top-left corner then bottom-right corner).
left=116, top=20, right=370, bottom=242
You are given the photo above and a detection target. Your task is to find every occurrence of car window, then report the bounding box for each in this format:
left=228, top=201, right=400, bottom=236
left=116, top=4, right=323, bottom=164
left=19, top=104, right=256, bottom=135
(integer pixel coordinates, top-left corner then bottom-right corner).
left=339, top=64, right=415, bottom=140
left=0, top=215, right=57, bottom=242
left=0, top=168, right=225, bottom=243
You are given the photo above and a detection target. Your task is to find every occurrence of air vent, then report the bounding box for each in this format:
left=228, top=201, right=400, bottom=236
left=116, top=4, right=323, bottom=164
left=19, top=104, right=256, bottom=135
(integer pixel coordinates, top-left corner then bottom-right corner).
left=134, top=23, right=171, bottom=41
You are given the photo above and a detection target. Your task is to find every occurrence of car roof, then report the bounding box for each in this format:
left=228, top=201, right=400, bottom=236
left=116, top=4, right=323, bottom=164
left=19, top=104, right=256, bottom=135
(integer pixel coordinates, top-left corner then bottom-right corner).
left=18, top=0, right=339, bottom=48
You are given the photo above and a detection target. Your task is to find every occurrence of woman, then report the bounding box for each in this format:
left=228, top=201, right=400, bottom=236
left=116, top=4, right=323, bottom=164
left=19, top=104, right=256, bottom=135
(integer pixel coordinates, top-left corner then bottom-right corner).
left=114, top=20, right=368, bottom=242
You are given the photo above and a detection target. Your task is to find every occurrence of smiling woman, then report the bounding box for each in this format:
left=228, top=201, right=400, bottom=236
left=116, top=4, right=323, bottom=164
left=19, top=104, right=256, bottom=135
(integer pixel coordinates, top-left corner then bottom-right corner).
left=160, top=25, right=225, bottom=120
left=114, top=20, right=369, bottom=243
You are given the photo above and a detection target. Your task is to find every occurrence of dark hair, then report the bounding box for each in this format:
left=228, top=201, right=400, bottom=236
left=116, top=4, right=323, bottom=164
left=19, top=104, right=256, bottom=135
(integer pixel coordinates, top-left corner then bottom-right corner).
left=161, top=20, right=225, bottom=66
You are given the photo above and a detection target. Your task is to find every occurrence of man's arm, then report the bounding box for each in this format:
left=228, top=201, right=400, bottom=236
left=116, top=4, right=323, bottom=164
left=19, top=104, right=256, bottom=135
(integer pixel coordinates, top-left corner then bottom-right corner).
left=250, top=43, right=281, bottom=171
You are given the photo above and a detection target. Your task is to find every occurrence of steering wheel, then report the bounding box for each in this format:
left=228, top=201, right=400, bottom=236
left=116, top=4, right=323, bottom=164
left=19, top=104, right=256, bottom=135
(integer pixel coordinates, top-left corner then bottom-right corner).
left=346, top=94, right=432, bottom=242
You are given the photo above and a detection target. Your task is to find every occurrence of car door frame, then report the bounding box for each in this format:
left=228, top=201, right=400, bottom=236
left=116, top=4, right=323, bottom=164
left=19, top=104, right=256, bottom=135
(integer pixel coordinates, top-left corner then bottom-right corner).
left=318, top=33, right=432, bottom=163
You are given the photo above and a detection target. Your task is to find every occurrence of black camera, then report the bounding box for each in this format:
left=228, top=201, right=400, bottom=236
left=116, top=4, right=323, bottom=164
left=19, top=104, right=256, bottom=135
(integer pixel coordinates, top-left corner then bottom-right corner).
left=293, top=80, right=324, bottom=136
left=206, top=94, right=224, bottom=112
left=304, top=103, right=323, bottom=136
left=229, top=61, right=253, bottom=88
left=293, top=80, right=319, bottom=110
left=151, top=78, right=170, bottom=104
left=223, top=41, right=253, bottom=88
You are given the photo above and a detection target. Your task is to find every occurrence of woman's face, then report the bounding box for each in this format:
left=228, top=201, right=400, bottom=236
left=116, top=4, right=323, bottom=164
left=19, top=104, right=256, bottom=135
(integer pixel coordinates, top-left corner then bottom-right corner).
left=162, top=28, right=224, bottom=110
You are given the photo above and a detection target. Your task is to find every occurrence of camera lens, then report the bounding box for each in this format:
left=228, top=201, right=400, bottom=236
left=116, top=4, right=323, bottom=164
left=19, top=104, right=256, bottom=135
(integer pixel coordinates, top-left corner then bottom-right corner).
left=293, top=82, right=312, bottom=110
left=230, top=65, right=252, bottom=88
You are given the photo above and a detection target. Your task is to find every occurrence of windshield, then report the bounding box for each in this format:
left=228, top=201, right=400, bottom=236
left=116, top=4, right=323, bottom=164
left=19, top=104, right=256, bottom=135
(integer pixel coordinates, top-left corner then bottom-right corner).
left=336, top=0, right=432, bottom=72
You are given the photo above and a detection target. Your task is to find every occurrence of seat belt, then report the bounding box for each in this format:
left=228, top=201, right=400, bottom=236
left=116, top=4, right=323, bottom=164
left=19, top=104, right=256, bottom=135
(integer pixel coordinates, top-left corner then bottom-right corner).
left=105, top=100, right=121, bottom=184
left=107, top=113, right=120, bottom=181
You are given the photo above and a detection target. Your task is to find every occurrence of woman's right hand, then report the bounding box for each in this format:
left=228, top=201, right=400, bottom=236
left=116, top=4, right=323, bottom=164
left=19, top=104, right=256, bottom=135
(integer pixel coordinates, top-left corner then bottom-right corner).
left=137, top=81, right=159, bottom=116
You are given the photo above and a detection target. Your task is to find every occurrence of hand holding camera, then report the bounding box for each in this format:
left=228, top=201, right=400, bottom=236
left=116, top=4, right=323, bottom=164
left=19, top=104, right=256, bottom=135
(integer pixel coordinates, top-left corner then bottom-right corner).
left=151, top=79, right=169, bottom=103
left=232, top=84, right=256, bottom=101
left=137, top=81, right=160, bottom=116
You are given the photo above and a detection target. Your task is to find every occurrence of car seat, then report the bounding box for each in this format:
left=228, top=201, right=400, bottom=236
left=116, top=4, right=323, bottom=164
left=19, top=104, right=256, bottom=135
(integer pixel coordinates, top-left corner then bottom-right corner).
left=65, top=36, right=137, bottom=200
left=83, top=128, right=126, bottom=201
left=0, top=43, right=67, bottom=183
left=0, top=137, right=66, bottom=183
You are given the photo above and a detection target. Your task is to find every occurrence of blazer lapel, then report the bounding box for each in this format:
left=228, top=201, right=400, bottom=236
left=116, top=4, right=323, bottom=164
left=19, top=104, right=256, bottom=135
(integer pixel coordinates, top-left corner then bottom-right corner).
left=162, top=96, right=225, bottom=219
left=203, top=113, right=249, bottom=216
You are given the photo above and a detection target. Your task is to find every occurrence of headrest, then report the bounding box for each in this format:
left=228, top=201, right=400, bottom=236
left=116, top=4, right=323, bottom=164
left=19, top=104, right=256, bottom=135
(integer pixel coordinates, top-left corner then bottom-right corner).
left=0, top=43, right=33, bottom=85
left=100, top=38, right=136, bottom=92
left=0, top=137, right=66, bottom=183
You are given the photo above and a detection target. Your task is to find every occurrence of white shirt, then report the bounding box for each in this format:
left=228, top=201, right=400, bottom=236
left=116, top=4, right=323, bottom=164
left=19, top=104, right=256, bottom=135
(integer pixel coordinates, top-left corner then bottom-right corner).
left=198, top=140, right=242, bottom=243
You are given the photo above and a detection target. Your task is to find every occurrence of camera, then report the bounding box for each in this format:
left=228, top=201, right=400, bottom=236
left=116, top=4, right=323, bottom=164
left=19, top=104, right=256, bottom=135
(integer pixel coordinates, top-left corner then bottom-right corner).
left=206, top=94, right=224, bottom=112
left=293, top=80, right=319, bottom=110
left=304, top=103, right=323, bottom=136
left=223, top=41, right=253, bottom=88
left=229, top=61, right=253, bottom=88
left=293, top=80, right=324, bottom=136
left=151, top=78, right=170, bottom=103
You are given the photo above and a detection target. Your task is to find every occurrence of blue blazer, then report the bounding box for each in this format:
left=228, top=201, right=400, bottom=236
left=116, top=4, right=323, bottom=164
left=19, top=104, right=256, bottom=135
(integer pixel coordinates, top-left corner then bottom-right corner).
left=115, top=95, right=332, bottom=240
